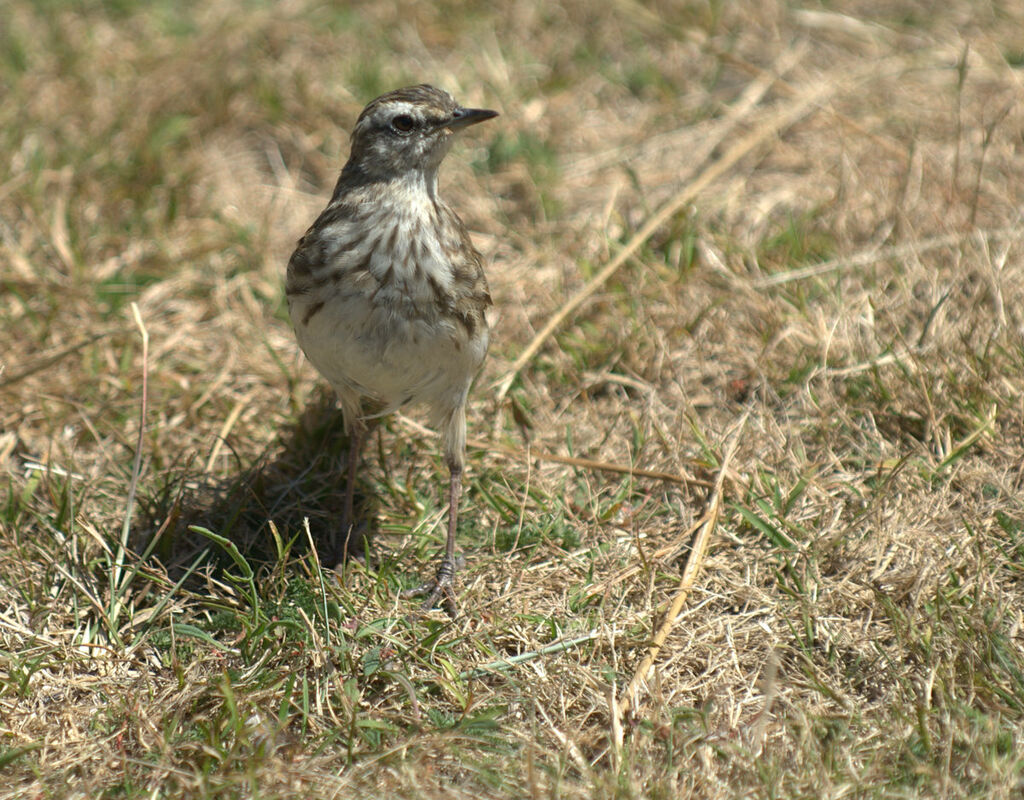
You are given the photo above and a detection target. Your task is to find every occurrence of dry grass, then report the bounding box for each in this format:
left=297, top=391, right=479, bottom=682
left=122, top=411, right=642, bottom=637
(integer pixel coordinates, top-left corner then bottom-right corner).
left=3, top=0, right=1024, bottom=797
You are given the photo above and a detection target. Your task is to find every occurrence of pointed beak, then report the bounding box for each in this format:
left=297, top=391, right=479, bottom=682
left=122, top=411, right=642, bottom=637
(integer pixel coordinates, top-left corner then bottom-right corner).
left=446, top=106, right=499, bottom=131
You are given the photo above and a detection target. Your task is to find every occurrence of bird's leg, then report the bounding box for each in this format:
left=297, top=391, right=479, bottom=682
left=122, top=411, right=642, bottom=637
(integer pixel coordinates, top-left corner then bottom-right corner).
left=417, top=458, right=462, bottom=615
left=403, top=457, right=462, bottom=615
left=342, top=424, right=362, bottom=533
left=405, top=406, right=466, bottom=616
left=334, top=420, right=366, bottom=568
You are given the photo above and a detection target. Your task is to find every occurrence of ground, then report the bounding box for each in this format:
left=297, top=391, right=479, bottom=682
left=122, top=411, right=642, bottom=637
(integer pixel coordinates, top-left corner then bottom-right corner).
left=2, top=1, right=1024, bottom=797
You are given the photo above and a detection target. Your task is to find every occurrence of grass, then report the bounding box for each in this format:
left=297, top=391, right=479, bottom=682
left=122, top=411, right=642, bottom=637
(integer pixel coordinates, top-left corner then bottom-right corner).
left=3, top=0, right=1024, bottom=797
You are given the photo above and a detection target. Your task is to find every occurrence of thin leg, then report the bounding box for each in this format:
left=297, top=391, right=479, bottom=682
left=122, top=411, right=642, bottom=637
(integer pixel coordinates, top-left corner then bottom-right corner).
left=419, top=461, right=462, bottom=615
left=403, top=402, right=467, bottom=616
left=342, top=424, right=363, bottom=534
left=403, top=456, right=463, bottom=616
left=335, top=422, right=364, bottom=567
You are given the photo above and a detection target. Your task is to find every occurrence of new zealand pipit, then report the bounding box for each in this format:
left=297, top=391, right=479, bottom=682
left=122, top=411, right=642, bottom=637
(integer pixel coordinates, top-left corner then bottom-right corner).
left=286, top=85, right=497, bottom=614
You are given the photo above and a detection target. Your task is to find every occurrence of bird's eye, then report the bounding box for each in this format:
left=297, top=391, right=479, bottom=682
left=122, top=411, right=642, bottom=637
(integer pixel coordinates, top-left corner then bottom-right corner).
left=391, top=115, right=415, bottom=133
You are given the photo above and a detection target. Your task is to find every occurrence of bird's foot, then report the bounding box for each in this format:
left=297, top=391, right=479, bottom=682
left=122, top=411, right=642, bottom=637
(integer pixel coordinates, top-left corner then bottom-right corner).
left=403, top=554, right=463, bottom=617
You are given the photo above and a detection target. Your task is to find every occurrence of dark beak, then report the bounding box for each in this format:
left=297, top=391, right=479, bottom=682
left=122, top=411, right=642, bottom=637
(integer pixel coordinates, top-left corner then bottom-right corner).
left=447, top=107, right=499, bottom=131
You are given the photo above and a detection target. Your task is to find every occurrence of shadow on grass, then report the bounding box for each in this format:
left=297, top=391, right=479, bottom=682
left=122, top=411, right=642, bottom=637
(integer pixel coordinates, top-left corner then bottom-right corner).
left=135, top=389, right=374, bottom=583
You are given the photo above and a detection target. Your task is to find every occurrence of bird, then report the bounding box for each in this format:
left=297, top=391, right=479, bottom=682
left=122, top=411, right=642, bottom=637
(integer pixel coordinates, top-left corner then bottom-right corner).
left=285, top=84, right=498, bottom=615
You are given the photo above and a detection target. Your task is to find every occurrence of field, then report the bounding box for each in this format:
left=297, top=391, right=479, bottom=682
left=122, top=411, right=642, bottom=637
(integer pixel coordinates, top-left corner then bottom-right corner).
left=3, top=1, right=1024, bottom=797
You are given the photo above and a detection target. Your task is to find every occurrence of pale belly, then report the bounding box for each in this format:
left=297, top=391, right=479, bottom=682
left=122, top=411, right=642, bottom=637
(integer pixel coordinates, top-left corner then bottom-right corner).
left=290, top=291, right=488, bottom=421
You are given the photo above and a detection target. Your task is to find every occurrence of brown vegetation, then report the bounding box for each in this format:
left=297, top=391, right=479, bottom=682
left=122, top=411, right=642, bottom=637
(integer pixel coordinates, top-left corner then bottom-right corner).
left=2, top=1, right=1023, bottom=797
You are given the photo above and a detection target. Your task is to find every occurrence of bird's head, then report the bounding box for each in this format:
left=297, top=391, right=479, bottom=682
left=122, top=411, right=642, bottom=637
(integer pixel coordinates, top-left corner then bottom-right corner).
left=345, top=84, right=498, bottom=180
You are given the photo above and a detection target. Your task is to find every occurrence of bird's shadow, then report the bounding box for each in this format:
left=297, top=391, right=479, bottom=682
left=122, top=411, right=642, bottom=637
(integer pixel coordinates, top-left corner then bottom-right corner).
left=136, top=390, right=374, bottom=584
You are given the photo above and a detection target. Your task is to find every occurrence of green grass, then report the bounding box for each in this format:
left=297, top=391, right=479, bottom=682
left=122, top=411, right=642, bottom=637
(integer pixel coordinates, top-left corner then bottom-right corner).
left=3, top=0, right=1024, bottom=798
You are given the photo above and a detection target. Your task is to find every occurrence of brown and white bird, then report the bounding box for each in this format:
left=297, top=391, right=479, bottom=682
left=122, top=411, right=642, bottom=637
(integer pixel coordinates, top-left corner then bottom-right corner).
left=286, top=85, right=497, bottom=614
